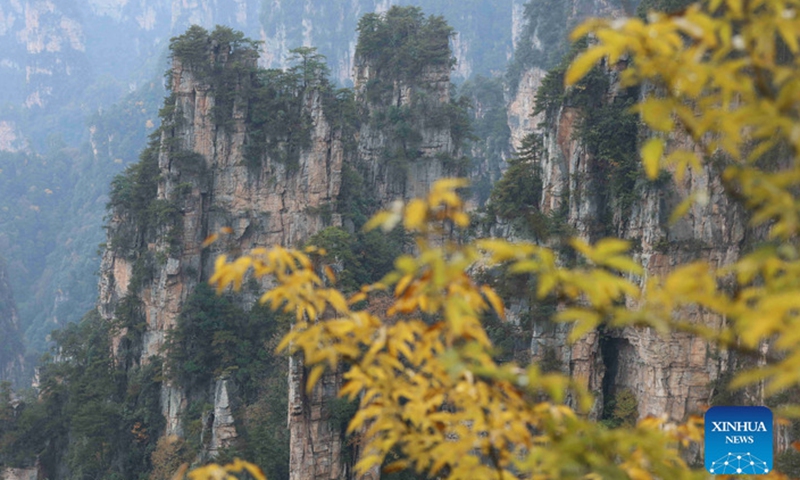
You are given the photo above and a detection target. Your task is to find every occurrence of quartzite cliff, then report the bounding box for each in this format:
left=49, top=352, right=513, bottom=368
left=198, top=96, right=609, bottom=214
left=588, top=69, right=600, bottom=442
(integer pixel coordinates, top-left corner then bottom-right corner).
left=96, top=15, right=462, bottom=479
left=496, top=0, right=770, bottom=456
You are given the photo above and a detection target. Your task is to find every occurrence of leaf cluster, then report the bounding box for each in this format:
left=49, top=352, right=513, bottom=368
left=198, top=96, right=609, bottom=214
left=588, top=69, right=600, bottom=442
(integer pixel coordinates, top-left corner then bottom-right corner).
left=187, top=2, right=800, bottom=479
left=207, top=179, right=701, bottom=480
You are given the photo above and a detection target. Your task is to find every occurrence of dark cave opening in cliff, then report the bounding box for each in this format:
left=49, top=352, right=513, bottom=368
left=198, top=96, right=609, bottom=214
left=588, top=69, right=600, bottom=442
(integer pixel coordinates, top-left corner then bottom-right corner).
left=599, top=330, right=637, bottom=425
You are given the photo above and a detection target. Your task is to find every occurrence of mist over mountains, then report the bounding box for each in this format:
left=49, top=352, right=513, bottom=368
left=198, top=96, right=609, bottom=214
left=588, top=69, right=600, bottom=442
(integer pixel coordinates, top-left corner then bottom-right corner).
left=0, top=0, right=528, bottom=361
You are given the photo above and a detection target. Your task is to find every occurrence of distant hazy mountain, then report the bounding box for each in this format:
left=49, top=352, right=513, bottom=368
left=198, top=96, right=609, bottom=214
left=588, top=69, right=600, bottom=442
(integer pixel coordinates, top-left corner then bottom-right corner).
left=0, top=0, right=524, bottom=360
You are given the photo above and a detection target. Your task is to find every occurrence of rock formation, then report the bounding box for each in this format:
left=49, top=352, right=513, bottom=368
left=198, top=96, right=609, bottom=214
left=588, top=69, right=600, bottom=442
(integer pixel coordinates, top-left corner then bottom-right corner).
left=0, top=467, right=39, bottom=480
left=98, top=28, right=345, bottom=462
left=2, top=0, right=524, bottom=363
left=353, top=59, right=459, bottom=206
left=500, top=0, right=750, bottom=439
left=287, top=10, right=464, bottom=477
left=531, top=96, right=737, bottom=419
left=15, top=1, right=768, bottom=477
left=95, top=15, right=462, bottom=478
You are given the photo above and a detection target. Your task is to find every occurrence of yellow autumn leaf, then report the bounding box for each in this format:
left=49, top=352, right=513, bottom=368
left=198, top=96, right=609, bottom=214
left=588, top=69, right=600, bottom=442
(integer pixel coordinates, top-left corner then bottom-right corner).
left=555, top=308, right=602, bottom=342
left=569, top=238, right=594, bottom=260
left=636, top=99, right=674, bottom=132
left=593, top=238, right=631, bottom=258
left=603, top=255, right=644, bottom=275
left=201, top=233, right=219, bottom=248
left=536, top=273, right=558, bottom=298
left=348, top=292, right=367, bottom=305
left=664, top=149, right=700, bottom=182
left=306, top=365, right=326, bottom=393
left=480, top=285, right=505, bottom=319
left=641, top=137, right=664, bottom=180
left=404, top=198, right=428, bottom=230
left=564, top=46, right=607, bottom=86
left=364, top=210, right=401, bottom=232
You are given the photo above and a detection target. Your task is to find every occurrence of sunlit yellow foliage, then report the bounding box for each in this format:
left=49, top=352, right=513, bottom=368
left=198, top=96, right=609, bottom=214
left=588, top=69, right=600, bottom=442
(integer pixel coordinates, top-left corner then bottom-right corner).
left=204, top=179, right=704, bottom=479
left=173, top=459, right=266, bottom=480
left=190, top=0, right=800, bottom=478
left=565, top=0, right=800, bottom=400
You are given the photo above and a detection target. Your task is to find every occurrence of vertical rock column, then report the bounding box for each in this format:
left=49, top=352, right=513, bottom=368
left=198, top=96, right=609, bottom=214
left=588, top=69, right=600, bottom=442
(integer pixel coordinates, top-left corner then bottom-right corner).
left=99, top=31, right=346, bottom=462
left=288, top=355, right=344, bottom=480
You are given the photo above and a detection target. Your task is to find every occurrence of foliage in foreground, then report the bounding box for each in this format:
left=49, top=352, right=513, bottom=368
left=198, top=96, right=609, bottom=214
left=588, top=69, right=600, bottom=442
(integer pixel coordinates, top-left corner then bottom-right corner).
left=206, top=179, right=702, bottom=479
left=193, top=0, right=800, bottom=478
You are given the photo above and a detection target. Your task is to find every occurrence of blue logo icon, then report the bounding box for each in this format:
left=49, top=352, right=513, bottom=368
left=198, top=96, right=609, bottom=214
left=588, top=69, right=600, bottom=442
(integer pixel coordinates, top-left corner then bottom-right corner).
left=705, top=406, right=773, bottom=475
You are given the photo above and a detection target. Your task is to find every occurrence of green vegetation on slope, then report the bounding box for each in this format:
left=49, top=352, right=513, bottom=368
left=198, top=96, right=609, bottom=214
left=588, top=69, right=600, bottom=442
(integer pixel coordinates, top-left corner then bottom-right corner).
left=356, top=6, right=472, bottom=178
left=0, top=311, right=165, bottom=479
left=163, top=283, right=291, bottom=479
left=356, top=6, right=454, bottom=82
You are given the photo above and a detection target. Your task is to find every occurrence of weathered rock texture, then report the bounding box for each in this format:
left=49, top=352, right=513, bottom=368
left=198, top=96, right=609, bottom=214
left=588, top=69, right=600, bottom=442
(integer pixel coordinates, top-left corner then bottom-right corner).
left=0, top=467, right=39, bottom=480
left=506, top=0, right=623, bottom=151
left=284, top=43, right=462, bottom=480
left=98, top=44, right=345, bottom=459
left=353, top=59, right=458, bottom=205
left=209, top=377, right=237, bottom=457
left=288, top=355, right=345, bottom=480
left=527, top=96, right=751, bottom=462
left=505, top=28, right=746, bottom=437
left=95, top=21, right=460, bottom=478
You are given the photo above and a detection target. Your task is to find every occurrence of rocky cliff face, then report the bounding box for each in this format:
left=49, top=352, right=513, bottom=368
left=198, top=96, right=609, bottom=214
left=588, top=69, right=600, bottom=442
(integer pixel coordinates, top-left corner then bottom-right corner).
left=95, top=17, right=460, bottom=477
left=534, top=102, right=737, bottom=420
left=353, top=59, right=457, bottom=204
left=506, top=0, right=624, bottom=150
left=502, top=34, right=746, bottom=434
left=285, top=25, right=463, bottom=480
left=98, top=34, right=345, bottom=462
left=3, top=0, right=526, bottom=373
